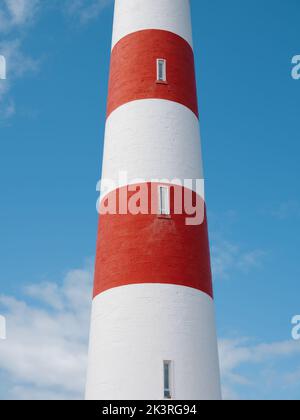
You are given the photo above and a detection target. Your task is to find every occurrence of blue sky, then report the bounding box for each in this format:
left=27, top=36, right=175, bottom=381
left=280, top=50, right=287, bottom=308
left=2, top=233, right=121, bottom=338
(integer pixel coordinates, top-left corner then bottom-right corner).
left=0, top=0, right=300, bottom=400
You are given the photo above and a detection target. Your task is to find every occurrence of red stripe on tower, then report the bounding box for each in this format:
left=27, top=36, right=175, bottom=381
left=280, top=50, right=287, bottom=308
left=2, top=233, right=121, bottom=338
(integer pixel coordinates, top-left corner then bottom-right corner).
left=93, top=184, right=213, bottom=298
left=107, top=30, right=199, bottom=118
left=86, top=0, right=221, bottom=401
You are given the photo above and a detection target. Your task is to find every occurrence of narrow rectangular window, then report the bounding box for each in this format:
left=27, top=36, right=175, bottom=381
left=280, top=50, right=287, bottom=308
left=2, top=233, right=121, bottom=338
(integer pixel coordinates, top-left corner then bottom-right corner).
left=163, top=361, right=172, bottom=399
left=157, top=59, right=167, bottom=82
left=158, top=186, right=170, bottom=216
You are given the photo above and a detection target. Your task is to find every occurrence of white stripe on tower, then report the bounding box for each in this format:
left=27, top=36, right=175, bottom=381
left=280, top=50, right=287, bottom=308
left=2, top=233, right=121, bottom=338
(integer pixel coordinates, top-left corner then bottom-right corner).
left=86, top=0, right=222, bottom=400
left=101, top=100, right=204, bottom=194
left=111, top=0, right=193, bottom=49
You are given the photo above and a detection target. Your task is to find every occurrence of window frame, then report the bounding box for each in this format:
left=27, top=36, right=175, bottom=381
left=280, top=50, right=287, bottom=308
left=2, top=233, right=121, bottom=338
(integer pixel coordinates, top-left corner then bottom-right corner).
left=158, top=185, right=171, bottom=216
left=156, top=58, right=167, bottom=83
left=163, top=360, right=172, bottom=400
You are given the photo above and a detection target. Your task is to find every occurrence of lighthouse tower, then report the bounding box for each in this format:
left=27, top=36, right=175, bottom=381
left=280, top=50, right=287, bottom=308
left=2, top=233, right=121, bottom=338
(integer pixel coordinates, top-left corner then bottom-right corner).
left=86, top=0, right=221, bottom=400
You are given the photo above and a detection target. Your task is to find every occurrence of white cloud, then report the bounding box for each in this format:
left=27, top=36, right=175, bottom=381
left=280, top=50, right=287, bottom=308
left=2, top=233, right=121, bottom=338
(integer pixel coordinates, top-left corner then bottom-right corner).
left=0, top=39, right=39, bottom=119
left=0, top=0, right=40, bottom=32
left=271, top=200, right=300, bottom=220
left=0, top=0, right=112, bottom=32
left=0, top=39, right=38, bottom=78
left=211, top=238, right=265, bottom=280
left=8, top=384, right=77, bottom=401
left=283, top=368, right=300, bottom=386
left=64, top=0, right=112, bottom=24
left=1, top=260, right=300, bottom=400
left=1, top=99, right=15, bottom=118
left=0, top=0, right=40, bottom=119
left=0, top=0, right=111, bottom=119
left=218, top=337, right=300, bottom=400
left=0, top=262, right=93, bottom=400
